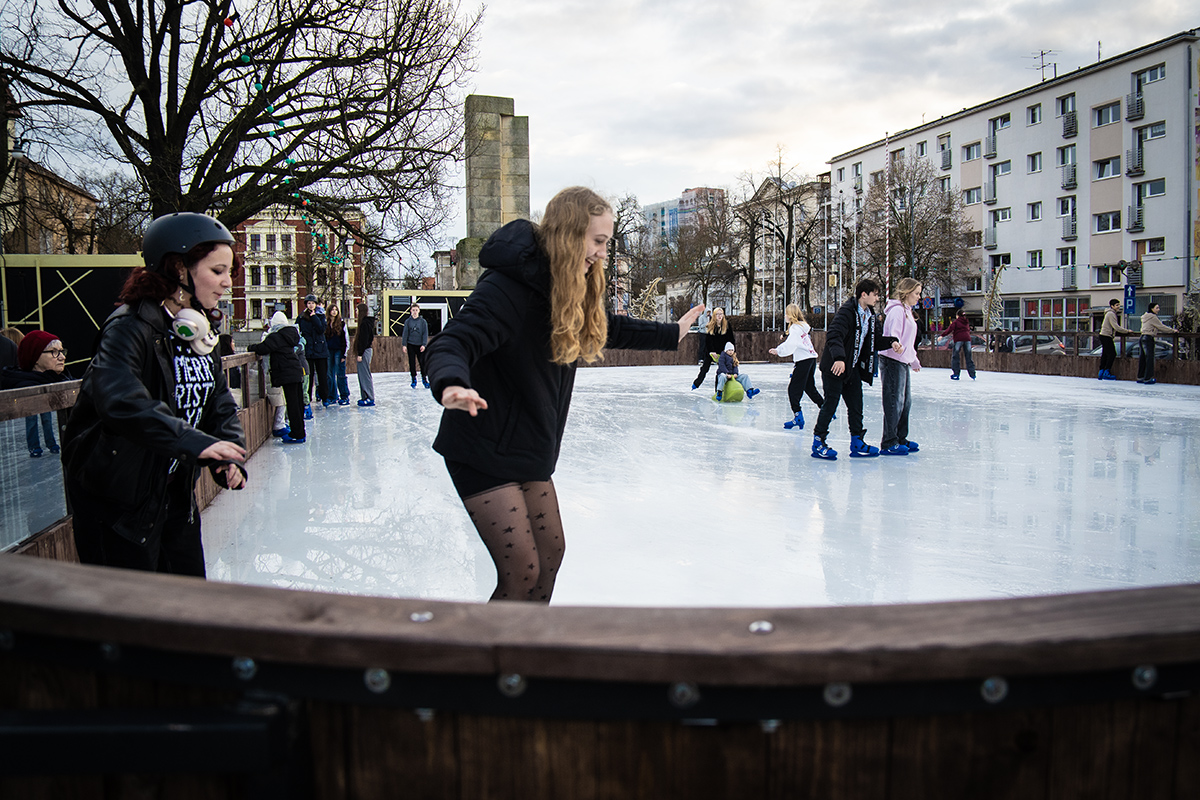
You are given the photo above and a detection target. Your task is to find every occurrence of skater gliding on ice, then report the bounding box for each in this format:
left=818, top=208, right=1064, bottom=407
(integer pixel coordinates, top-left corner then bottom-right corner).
left=878, top=278, right=922, bottom=456
left=769, top=303, right=823, bottom=429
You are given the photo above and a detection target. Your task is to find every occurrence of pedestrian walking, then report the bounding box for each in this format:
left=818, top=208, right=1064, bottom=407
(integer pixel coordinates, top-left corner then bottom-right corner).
left=946, top=309, right=976, bottom=380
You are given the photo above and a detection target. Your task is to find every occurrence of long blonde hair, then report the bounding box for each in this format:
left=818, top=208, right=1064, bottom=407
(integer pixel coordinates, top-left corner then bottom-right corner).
left=538, top=187, right=611, bottom=364
left=894, top=277, right=922, bottom=302
left=784, top=303, right=806, bottom=327
left=705, top=307, right=728, bottom=335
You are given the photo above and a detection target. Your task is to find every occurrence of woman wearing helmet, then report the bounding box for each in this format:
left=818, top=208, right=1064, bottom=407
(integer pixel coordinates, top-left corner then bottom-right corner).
left=63, top=212, right=247, bottom=576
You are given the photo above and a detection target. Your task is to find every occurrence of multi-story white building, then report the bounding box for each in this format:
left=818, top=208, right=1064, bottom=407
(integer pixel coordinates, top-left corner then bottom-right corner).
left=232, top=205, right=364, bottom=330
left=828, top=28, right=1198, bottom=333
left=642, top=187, right=726, bottom=244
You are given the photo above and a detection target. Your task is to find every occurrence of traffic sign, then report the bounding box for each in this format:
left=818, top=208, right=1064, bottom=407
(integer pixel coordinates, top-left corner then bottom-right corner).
left=1123, top=284, right=1136, bottom=316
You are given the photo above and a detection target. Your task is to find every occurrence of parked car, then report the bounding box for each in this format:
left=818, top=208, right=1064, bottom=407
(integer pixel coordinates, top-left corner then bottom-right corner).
left=1086, top=339, right=1175, bottom=360
left=1003, top=334, right=1066, bottom=355
left=934, top=334, right=987, bottom=352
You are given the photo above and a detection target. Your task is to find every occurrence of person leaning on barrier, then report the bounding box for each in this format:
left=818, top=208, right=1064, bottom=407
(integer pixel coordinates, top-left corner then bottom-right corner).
left=62, top=212, right=247, bottom=577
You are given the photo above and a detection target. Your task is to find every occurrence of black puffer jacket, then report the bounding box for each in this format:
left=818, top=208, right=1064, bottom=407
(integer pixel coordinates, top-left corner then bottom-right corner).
left=62, top=300, right=245, bottom=545
left=297, top=309, right=328, bottom=358
left=819, top=296, right=898, bottom=386
left=425, top=219, right=680, bottom=481
left=249, top=326, right=304, bottom=386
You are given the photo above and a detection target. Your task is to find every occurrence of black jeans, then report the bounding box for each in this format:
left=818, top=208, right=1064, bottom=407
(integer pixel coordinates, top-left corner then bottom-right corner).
left=406, top=344, right=427, bottom=380
left=786, top=359, right=824, bottom=414
left=306, top=357, right=330, bottom=402
left=814, top=368, right=866, bottom=442
left=1137, top=336, right=1155, bottom=381
left=72, top=473, right=206, bottom=577
left=282, top=382, right=306, bottom=439
left=1099, top=335, right=1116, bottom=373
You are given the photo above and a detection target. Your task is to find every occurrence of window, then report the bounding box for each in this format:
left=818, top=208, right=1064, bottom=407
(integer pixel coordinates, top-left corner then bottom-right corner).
left=1027, top=103, right=1042, bottom=125
left=1056, top=145, right=1076, bottom=166
left=870, top=170, right=884, bottom=186
left=1028, top=202, right=1042, bottom=221
left=282, top=268, right=291, bottom=287
left=1058, top=197, right=1076, bottom=217
left=1094, top=265, right=1121, bottom=285
left=1056, top=94, right=1076, bottom=116
left=265, top=234, right=276, bottom=252
left=966, top=230, right=983, bottom=247
left=964, top=187, right=982, bottom=205
left=1025, top=293, right=1090, bottom=332
left=1058, top=247, right=1076, bottom=267
left=266, top=265, right=277, bottom=286
left=1094, top=211, right=1121, bottom=233
left=250, top=300, right=262, bottom=319
left=1094, top=102, right=1120, bottom=127
left=1028, top=152, right=1042, bottom=173
left=249, top=233, right=261, bottom=251
left=890, top=148, right=904, bottom=167
left=1136, top=178, right=1166, bottom=200
left=852, top=162, right=862, bottom=176
left=1093, top=156, right=1120, bottom=179
left=963, top=142, right=982, bottom=161
left=1135, top=64, right=1166, bottom=87
left=1145, top=238, right=1165, bottom=254
left=1028, top=250, right=1044, bottom=268
left=250, top=266, right=261, bottom=286
left=317, top=267, right=328, bottom=285
left=281, top=233, right=293, bottom=252
left=990, top=113, right=1011, bottom=131
left=836, top=168, right=845, bottom=182
left=966, top=276, right=983, bottom=292
left=917, top=141, right=928, bottom=157
left=937, top=134, right=951, bottom=151
left=992, top=160, right=1011, bottom=177
left=992, top=208, right=1012, bottom=224
left=938, top=176, right=951, bottom=193
left=1141, top=122, right=1166, bottom=140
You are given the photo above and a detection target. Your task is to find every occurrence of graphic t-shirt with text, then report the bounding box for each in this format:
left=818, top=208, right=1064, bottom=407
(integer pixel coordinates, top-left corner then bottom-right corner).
left=170, top=336, right=215, bottom=473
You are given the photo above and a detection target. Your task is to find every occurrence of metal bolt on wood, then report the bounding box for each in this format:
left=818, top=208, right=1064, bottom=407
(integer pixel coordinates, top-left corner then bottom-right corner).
left=760, top=719, right=782, bottom=733
left=415, top=708, right=435, bottom=722
left=99, top=642, right=120, bottom=662
left=669, top=682, right=701, bottom=709
left=364, top=667, right=391, bottom=694
left=232, top=656, right=258, bottom=681
left=410, top=611, right=434, bottom=623
left=823, top=682, right=852, bottom=707
left=981, top=676, right=1008, bottom=704
left=498, top=673, right=526, bottom=698
left=1132, top=665, right=1158, bottom=690
left=748, top=620, right=774, bottom=634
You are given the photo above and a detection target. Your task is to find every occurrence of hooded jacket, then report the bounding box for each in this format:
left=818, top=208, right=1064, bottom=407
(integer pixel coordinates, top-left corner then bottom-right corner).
left=819, top=296, right=898, bottom=386
left=1139, top=312, right=1176, bottom=338
left=298, top=307, right=328, bottom=359
left=62, top=300, right=244, bottom=545
left=425, top=219, right=680, bottom=481
left=879, top=299, right=921, bottom=368
left=249, top=313, right=304, bottom=386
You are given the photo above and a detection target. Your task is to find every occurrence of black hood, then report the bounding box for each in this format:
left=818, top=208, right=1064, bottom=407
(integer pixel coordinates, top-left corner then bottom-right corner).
left=478, top=219, right=550, bottom=295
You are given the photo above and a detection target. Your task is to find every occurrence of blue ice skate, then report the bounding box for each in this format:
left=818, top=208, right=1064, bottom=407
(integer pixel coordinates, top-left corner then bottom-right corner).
left=811, top=436, right=837, bottom=460
left=881, top=444, right=910, bottom=456
left=849, top=436, right=879, bottom=458
left=904, top=440, right=920, bottom=453
left=783, top=411, right=804, bottom=430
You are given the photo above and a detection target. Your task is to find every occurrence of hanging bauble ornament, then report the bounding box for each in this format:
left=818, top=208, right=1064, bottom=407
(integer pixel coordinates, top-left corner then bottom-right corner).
left=240, top=54, right=251, bottom=64
left=286, top=158, right=296, bottom=165
left=266, top=104, right=274, bottom=112
left=254, top=82, right=263, bottom=91
left=224, top=17, right=234, bottom=27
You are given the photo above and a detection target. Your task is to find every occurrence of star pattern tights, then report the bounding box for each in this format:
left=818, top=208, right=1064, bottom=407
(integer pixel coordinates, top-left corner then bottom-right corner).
left=461, top=479, right=566, bottom=602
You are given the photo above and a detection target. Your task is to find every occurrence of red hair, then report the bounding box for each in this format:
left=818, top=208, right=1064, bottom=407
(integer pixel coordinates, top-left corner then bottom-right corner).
left=118, top=243, right=241, bottom=305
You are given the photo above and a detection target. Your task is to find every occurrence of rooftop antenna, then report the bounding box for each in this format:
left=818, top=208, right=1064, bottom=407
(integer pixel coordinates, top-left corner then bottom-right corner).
left=1098, top=40, right=1102, bottom=61
left=1025, top=50, right=1059, bottom=82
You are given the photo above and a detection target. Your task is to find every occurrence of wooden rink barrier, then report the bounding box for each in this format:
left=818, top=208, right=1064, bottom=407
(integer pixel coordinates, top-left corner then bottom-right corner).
left=3, top=344, right=1200, bottom=798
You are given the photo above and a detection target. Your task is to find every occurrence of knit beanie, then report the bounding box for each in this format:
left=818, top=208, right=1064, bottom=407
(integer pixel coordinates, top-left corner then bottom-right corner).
left=269, top=311, right=288, bottom=330
left=724, top=341, right=736, bottom=352
left=17, top=330, right=58, bottom=370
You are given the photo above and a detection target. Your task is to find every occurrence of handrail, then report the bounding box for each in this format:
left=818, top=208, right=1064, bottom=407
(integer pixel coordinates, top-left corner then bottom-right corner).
left=2, top=555, right=1200, bottom=687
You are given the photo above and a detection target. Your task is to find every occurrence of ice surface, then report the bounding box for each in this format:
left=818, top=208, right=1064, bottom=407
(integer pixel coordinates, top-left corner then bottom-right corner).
left=1, top=418, right=68, bottom=550
left=202, top=365, right=1200, bottom=607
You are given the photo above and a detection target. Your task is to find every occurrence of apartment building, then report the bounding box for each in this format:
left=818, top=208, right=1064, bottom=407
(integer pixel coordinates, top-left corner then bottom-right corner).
left=231, top=205, right=364, bottom=330
left=828, top=29, right=1198, bottom=333
left=642, top=186, right=727, bottom=244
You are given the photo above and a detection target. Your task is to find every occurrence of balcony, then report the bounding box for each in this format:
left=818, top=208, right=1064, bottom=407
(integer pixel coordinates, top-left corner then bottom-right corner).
left=1060, top=163, right=1077, bottom=190
left=1126, top=205, right=1145, bottom=232
left=1126, top=147, right=1144, bottom=176
left=1062, top=110, right=1078, bottom=138
left=941, top=149, right=952, bottom=170
left=1062, top=216, right=1077, bottom=240
left=1062, top=265, right=1077, bottom=290
left=984, top=135, right=997, bottom=159
left=1126, top=92, right=1145, bottom=121
left=853, top=175, right=862, bottom=193
left=1125, top=261, right=1143, bottom=286
left=984, top=227, right=998, bottom=250
left=983, top=181, right=997, bottom=205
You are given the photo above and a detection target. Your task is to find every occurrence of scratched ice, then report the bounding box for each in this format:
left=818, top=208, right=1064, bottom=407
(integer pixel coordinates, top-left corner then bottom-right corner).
left=202, top=366, right=1200, bottom=607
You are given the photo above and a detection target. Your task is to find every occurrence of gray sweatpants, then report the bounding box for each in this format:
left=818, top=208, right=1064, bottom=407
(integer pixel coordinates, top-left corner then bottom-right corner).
left=357, top=348, right=374, bottom=401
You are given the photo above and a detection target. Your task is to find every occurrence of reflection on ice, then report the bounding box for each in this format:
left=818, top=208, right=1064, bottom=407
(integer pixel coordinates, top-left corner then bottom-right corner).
left=202, top=366, right=1200, bottom=607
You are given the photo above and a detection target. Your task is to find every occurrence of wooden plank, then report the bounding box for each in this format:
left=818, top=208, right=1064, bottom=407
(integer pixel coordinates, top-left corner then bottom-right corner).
left=768, top=717, right=890, bottom=800
left=0, top=380, right=81, bottom=423
left=5, top=556, right=1200, bottom=686
left=1172, top=694, right=1200, bottom=799
left=1047, top=701, right=1136, bottom=799
left=342, top=704, right=458, bottom=800
left=1127, top=698, right=1182, bottom=800
left=457, top=715, right=601, bottom=800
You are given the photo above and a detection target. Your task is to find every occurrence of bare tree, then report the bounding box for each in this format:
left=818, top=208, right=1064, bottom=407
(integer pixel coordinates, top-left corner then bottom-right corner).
left=78, top=171, right=152, bottom=254
left=854, top=154, right=976, bottom=297
left=659, top=191, right=739, bottom=310
left=2, top=0, right=480, bottom=252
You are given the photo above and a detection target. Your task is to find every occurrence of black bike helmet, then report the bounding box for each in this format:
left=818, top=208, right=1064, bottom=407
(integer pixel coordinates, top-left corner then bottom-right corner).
left=142, top=212, right=236, bottom=276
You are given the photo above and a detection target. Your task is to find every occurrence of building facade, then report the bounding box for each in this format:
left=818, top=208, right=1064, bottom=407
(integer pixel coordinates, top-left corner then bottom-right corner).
left=230, top=205, right=364, bottom=330
left=828, top=29, right=1199, bottom=333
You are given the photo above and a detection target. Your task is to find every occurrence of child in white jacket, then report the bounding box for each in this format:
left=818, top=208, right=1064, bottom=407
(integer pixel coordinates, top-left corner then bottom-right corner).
left=769, top=303, right=824, bottom=430
left=878, top=279, right=922, bottom=455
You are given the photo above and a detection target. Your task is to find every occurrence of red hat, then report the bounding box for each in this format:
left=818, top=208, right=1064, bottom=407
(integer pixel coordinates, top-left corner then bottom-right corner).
left=17, top=330, right=59, bottom=371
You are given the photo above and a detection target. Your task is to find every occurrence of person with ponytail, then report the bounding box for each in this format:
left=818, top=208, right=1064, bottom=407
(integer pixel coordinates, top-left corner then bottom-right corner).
left=425, top=186, right=704, bottom=603
left=62, top=212, right=247, bottom=576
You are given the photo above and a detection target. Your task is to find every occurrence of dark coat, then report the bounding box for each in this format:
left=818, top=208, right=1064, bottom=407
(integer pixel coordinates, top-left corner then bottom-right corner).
left=298, top=309, right=328, bottom=359
left=425, top=219, right=680, bottom=481
left=62, top=300, right=244, bottom=546
left=401, top=315, right=429, bottom=347
left=354, top=317, right=375, bottom=356
left=249, top=326, right=304, bottom=386
left=0, top=336, right=17, bottom=370
left=700, top=328, right=736, bottom=363
left=819, top=296, right=898, bottom=386
left=325, top=321, right=348, bottom=358
left=0, top=365, right=71, bottom=390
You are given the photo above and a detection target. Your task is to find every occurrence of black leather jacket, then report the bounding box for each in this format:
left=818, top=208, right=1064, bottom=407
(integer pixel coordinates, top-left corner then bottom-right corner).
left=62, top=300, right=245, bottom=545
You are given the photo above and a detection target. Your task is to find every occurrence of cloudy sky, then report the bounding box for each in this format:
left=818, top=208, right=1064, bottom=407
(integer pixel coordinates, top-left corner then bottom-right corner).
left=412, top=0, right=1195, bottom=263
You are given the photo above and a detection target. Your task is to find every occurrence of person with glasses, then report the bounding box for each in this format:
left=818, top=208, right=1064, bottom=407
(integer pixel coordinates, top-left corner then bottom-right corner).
left=1, top=330, right=72, bottom=457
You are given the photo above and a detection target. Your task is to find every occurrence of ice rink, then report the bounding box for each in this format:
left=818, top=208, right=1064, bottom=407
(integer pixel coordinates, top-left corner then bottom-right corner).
left=202, top=364, right=1200, bottom=607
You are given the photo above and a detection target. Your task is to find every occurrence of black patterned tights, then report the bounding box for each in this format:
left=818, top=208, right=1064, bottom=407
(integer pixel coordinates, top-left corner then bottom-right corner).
left=461, top=480, right=566, bottom=603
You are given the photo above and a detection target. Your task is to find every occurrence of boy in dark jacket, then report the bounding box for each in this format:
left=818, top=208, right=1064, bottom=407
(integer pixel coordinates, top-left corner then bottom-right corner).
left=250, top=311, right=306, bottom=443
left=812, top=279, right=902, bottom=460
